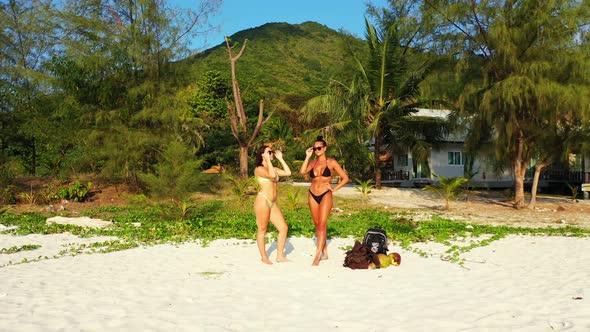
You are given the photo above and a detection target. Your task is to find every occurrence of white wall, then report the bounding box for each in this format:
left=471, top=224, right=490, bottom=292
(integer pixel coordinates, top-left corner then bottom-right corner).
left=390, top=143, right=514, bottom=186
left=430, top=143, right=464, bottom=178
left=469, top=156, right=513, bottom=183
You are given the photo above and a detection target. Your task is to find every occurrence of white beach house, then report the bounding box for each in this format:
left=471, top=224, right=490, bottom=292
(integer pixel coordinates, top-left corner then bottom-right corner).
left=378, top=109, right=590, bottom=192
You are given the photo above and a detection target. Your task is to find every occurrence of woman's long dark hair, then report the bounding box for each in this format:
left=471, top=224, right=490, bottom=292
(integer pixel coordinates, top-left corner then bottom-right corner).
left=255, top=145, right=270, bottom=167
left=315, top=136, right=327, bottom=148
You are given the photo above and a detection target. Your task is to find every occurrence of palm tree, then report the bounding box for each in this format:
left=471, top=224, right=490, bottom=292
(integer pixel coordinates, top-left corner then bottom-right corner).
left=423, top=173, right=468, bottom=210
left=302, top=19, right=449, bottom=187
left=383, top=113, right=449, bottom=180
left=259, top=117, right=293, bottom=149
left=361, top=19, right=454, bottom=187
left=299, top=76, right=371, bottom=177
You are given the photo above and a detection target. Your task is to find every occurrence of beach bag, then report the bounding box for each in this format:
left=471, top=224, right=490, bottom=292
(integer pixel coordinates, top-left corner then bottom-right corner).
left=363, top=228, right=388, bottom=254
left=343, top=241, right=380, bottom=269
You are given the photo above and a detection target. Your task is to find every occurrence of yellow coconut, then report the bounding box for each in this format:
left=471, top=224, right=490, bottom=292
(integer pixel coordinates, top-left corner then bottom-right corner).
left=389, top=253, right=401, bottom=266
left=376, top=254, right=391, bottom=268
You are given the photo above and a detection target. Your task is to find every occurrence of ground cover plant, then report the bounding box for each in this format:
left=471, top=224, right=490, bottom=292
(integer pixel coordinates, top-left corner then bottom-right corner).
left=1, top=183, right=589, bottom=267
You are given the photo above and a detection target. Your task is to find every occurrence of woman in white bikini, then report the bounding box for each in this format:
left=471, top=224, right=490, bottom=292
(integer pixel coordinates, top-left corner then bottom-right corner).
left=253, top=145, right=292, bottom=264
left=299, top=136, right=349, bottom=265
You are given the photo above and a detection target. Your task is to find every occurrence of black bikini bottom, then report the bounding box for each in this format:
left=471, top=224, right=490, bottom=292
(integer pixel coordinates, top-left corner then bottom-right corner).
left=309, top=190, right=330, bottom=204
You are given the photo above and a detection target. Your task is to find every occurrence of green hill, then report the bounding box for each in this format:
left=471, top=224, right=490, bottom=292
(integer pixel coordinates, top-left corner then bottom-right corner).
left=184, top=21, right=366, bottom=99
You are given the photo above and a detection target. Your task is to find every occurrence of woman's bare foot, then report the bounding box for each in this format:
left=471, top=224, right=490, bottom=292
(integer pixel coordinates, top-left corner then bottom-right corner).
left=261, top=257, right=273, bottom=265
left=276, top=256, right=289, bottom=262
left=312, top=254, right=321, bottom=266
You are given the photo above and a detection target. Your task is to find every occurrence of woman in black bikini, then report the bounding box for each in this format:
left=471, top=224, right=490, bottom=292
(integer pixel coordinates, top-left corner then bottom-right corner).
left=299, top=136, right=349, bottom=265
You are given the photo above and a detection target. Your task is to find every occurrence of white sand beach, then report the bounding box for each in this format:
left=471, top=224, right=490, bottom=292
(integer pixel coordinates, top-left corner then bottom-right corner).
left=1, top=232, right=589, bottom=331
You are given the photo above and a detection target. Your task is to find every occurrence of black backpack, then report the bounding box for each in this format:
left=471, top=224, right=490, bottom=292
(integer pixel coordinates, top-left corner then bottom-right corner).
left=363, top=228, right=388, bottom=254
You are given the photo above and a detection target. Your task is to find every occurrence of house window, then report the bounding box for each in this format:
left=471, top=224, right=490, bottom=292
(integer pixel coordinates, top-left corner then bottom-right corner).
left=448, top=152, right=463, bottom=165
left=398, top=154, right=408, bottom=167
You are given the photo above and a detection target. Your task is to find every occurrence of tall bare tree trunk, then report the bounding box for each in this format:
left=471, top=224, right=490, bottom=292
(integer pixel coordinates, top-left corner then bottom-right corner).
left=225, top=37, right=268, bottom=178
left=239, top=145, right=249, bottom=179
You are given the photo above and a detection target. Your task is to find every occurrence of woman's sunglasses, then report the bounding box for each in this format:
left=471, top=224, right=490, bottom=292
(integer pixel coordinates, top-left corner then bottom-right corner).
left=313, top=146, right=324, bottom=151
left=267, top=151, right=274, bottom=155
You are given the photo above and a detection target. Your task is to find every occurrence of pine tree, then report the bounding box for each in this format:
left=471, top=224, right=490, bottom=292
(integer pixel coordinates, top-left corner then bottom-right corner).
left=423, top=0, right=590, bottom=208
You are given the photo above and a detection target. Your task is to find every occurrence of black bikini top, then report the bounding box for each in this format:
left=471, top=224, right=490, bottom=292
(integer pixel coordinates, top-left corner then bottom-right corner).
left=310, top=159, right=331, bottom=178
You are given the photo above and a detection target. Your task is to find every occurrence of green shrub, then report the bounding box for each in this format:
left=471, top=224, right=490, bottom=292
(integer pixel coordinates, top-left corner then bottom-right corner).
left=1, top=186, right=17, bottom=205
left=423, top=173, right=468, bottom=210
left=354, top=178, right=374, bottom=200
left=55, top=181, right=92, bottom=202
left=138, top=141, right=205, bottom=199
left=285, top=186, right=304, bottom=210
left=565, top=182, right=579, bottom=202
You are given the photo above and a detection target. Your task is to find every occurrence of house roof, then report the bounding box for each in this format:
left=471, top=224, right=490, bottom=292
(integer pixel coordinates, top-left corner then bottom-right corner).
left=414, top=108, right=451, bottom=118
left=369, top=108, right=466, bottom=151
left=415, top=108, right=466, bottom=143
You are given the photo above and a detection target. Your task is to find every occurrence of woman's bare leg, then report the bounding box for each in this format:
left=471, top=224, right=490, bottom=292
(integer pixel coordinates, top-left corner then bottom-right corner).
left=312, top=222, right=327, bottom=266
left=308, top=195, right=321, bottom=265
left=254, top=197, right=272, bottom=265
left=269, top=205, right=289, bottom=262
left=309, top=193, right=332, bottom=265
left=320, top=194, right=332, bottom=260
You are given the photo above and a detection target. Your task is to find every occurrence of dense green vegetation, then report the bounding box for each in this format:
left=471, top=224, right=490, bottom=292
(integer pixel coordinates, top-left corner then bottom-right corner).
left=0, top=1, right=367, bottom=200
left=425, top=0, right=590, bottom=208
left=1, top=0, right=588, bottom=210
left=2, top=184, right=589, bottom=267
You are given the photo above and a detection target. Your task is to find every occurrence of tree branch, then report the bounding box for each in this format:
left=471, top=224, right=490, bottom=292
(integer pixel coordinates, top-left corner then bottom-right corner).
left=247, top=99, right=269, bottom=147
left=225, top=36, right=248, bottom=130
left=423, top=0, right=490, bottom=60
left=226, top=100, right=240, bottom=141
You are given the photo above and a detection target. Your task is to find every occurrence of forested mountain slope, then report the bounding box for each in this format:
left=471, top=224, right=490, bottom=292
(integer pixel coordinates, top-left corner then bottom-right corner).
left=183, top=21, right=366, bottom=98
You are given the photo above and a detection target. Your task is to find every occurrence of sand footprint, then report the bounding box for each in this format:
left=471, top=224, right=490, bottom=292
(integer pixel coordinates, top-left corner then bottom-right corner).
left=547, top=319, right=574, bottom=330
